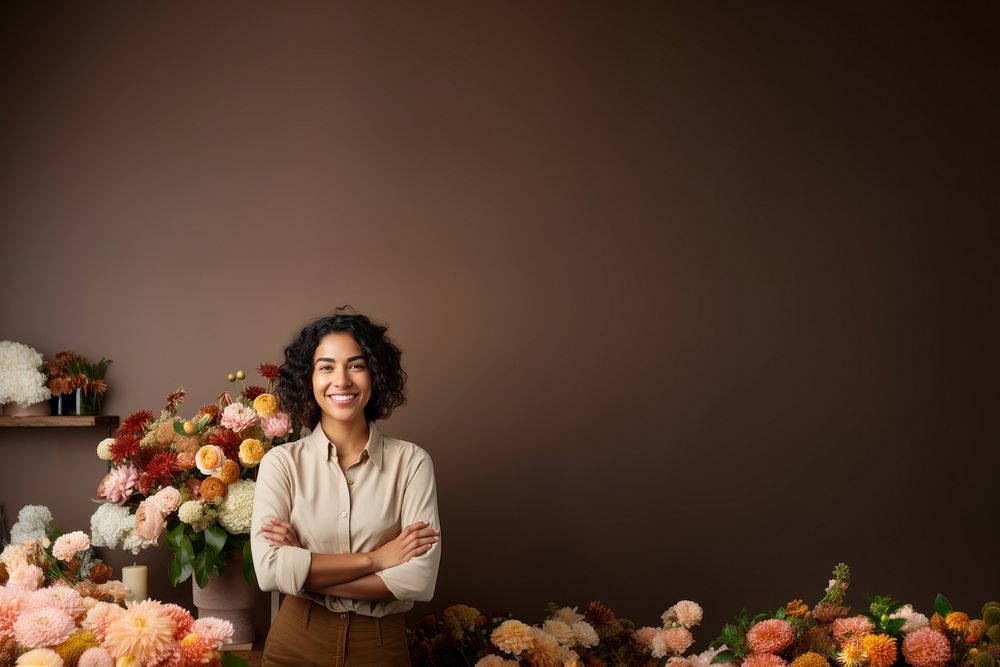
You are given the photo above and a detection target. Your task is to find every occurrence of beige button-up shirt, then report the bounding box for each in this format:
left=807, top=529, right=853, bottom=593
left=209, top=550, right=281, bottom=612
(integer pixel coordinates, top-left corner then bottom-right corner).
left=250, top=421, right=440, bottom=616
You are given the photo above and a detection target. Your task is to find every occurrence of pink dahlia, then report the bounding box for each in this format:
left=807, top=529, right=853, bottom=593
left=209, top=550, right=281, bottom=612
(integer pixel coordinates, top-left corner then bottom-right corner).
left=832, top=617, right=874, bottom=646
left=78, top=647, right=114, bottom=667
left=902, top=628, right=951, bottom=667
left=743, top=654, right=788, bottom=667
left=652, top=626, right=695, bottom=658
left=633, top=626, right=659, bottom=648
left=98, top=464, right=139, bottom=504
left=146, top=646, right=182, bottom=667
left=747, top=619, right=795, bottom=654
left=83, top=602, right=124, bottom=642
left=179, top=634, right=214, bottom=665
left=12, top=647, right=63, bottom=666
left=52, top=531, right=91, bottom=561
left=159, top=603, right=194, bottom=639
left=14, top=607, right=77, bottom=648
left=261, top=411, right=292, bottom=439
left=102, top=600, right=176, bottom=664
left=28, top=586, right=86, bottom=620
left=6, top=565, right=44, bottom=592
left=0, top=589, right=28, bottom=639
left=191, top=617, right=234, bottom=649
left=220, top=403, right=258, bottom=432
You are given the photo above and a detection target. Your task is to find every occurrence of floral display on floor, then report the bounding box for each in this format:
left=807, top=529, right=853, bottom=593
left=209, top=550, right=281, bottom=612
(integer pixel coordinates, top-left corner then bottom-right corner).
left=89, top=365, right=303, bottom=587
left=0, top=506, right=243, bottom=667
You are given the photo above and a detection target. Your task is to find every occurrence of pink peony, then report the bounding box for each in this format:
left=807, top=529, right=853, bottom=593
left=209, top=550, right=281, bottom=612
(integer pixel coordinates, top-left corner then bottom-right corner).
left=6, top=565, right=44, bottom=592
left=98, top=464, right=139, bottom=504
left=14, top=607, right=76, bottom=648
left=14, top=648, right=63, bottom=666
left=78, top=647, right=114, bottom=667
left=52, top=530, right=91, bottom=561
left=742, top=654, right=787, bottom=667
left=652, top=626, right=695, bottom=658
left=747, top=619, right=795, bottom=654
left=902, top=628, right=951, bottom=667
left=134, top=498, right=168, bottom=542
left=832, top=616, right=874, bottom=646
left=261, top=411, right=292, bottom=439
left=191, top=617, right=234, bottom=648
left=633, top=626, right=660, bottom=648
left=220, top=403, right=257, bottom=432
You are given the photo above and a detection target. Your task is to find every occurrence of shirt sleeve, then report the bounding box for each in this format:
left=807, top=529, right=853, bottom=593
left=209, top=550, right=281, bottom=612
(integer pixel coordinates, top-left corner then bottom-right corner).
left=373, top=450, right=441, bottom=602
left=250, top=450, right=313, bottom=595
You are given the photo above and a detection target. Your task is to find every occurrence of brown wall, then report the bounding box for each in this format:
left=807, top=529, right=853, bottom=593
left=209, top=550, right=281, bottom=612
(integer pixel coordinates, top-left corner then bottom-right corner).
left=1, top=1, right=997, bottom=641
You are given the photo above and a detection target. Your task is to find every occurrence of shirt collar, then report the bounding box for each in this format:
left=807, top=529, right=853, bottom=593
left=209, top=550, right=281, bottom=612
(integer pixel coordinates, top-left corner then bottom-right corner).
left=308, top=421, right=384, bottom=469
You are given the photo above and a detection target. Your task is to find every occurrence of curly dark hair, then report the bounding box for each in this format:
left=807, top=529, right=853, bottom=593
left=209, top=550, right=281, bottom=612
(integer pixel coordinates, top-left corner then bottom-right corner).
left=276, top=308, right=407, bottom=428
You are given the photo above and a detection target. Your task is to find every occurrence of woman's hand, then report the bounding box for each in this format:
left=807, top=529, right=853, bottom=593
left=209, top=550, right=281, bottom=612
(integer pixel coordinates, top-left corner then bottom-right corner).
left=261, top=518, right=302, bottom=548
left=371, top=521, right=439, bottom=571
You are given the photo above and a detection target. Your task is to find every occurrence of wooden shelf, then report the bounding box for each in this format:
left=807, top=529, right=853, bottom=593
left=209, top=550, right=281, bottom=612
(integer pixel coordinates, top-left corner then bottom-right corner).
left=0, top=415, right=119, bottom=428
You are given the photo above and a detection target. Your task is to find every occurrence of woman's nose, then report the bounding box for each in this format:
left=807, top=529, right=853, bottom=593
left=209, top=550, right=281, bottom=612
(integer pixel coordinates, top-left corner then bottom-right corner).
left=333, top=368, right=353, bottom=386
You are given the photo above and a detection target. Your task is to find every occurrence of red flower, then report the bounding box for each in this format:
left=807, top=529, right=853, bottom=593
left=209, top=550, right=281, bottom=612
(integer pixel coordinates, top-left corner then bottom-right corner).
left=117, top=410, right=155, bottom=438
left=258, top=363, right=281, bottom=382
left=242, top=385, right=266, bottom=401
left=144, top=452, right=179, bottom=489
left=206, top=428, right=241, bottom=461
left=110, top=434, right=140, bottom=464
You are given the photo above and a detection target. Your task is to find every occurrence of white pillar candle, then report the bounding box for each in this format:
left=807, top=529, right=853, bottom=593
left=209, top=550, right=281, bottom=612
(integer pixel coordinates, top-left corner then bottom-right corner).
left=122, top=564, right=147, bottom=602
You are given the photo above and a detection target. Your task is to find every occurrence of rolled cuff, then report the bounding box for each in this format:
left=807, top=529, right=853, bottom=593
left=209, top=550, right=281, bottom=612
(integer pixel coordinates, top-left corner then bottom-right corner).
left=255, top=544, right=312, bottom=595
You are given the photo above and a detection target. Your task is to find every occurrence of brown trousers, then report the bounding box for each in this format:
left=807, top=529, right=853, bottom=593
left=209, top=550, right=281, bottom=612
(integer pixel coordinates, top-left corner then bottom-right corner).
left=262, top=595, right=411, bottom=667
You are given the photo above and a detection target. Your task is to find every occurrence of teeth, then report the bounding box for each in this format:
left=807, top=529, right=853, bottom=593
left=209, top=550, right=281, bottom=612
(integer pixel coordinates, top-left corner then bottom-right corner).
left=331, top=395, right=355, bottom=403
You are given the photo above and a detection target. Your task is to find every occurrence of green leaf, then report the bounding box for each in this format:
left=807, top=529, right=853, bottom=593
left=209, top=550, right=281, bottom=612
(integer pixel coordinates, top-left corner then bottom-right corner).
left=166, top=523, right=186, bottom=550
left=775, top=607, right=786, bottom=620
left=167, top=558, right=182, bottom=587
left=173, top=421, right=189, bottom=436
left=204, top=525, right=228, bottom=555
left=194, top=549, right=212, bottom=588
left=712, top=651, right=736, bottom=665
left=197, top=413, right=212, bottom=430
left=934, top=594, right=953, bottom=618
left=178, top=536, right=195, bottom=565
left=221, top=654, right=248, bottom=667
left=884, top=618, right=906, bottom=635
left=242, top=541, right=257, bottom=587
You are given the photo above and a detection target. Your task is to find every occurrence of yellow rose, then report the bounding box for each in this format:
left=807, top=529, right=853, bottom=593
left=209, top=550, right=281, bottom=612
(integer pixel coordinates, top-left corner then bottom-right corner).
left=252, top=393, right=278, bottom=419
left=239, top=438, right=266, bottom=467
left=216, top=458, right=241, bottom=484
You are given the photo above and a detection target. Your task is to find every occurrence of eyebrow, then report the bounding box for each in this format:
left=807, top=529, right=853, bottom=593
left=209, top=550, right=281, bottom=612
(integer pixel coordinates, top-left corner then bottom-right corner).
left=314, top=355, right=366, bottom=364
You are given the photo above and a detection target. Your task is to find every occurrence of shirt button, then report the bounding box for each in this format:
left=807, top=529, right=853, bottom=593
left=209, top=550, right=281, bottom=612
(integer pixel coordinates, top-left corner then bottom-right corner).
left=341, top=511, right=348, bottom=518
left=347, top=479, right=354, bottom=486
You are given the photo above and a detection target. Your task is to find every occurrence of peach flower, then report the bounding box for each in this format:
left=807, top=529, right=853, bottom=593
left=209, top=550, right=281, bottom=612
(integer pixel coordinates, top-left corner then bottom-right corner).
left=194, top=445, right=225, bottom=476
left=747, top=619, right=795, bottom=654
left=652, top=626, right=694, bottom=658
left=261, top=412, right=292, bottom=439
left=633, top=626, right=659, bottom=647
left=220, top=403, right=257, bottom=432
left=52, top=531, right=90, bottom=562
left=176, top=451, right=196, bottom=471
left=199, top=477, right=227, bottom=502
left=742, top=655, right=787, bottom=667
left=238, top=439, right=266, bottom=467
left=216, top=459, right=241, bottom=484
left=902, top=628, right=950, bottom=667
left=252, top=393, right=278, bottom=418
left=14, top=648, right=63, bottom=667
left=78, top=647, right=114, bottom=667
left=491, top=620, right=535, bottom=655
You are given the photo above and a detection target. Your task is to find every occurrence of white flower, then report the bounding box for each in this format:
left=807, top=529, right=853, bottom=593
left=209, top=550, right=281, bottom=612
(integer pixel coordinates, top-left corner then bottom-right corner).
left=89, top=503, right=135, bottom=549
left=542, top=619, right=576, bottom=646
left=890, top=604, right=930, bottom=634
left=217, top=480, right=255, bottom=534
left=673, top=600, right=704, bottom=628
left=0, top=341, right=51, bottom=406
left=552, top=606, right=585, bottom=625
left=96, top=438, right=115, bottom=461
left=571, top=621, right=599, bottom=648
left=178, top=500, right=213, bottom=532
left=9, top=505, right=53, bottom=544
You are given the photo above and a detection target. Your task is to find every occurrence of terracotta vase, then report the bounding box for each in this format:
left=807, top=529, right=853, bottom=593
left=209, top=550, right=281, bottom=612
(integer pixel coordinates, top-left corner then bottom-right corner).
left=2, top=400, right=50, bottom=416
left=192, top=559, right=257, bottom=645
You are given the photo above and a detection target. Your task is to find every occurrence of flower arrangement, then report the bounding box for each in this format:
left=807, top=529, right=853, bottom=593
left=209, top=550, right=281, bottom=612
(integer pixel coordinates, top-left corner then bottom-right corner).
left=89, top=364, right=302, bottom=588
left=708, top=564, right=1000, bottom=667
left=408, top=599, right=710, bottom=667
left=42, top=352, right=111, bottom=416
left=0, top=341, right=51, bottom=408
left=0, top=505, right=244, bottom=667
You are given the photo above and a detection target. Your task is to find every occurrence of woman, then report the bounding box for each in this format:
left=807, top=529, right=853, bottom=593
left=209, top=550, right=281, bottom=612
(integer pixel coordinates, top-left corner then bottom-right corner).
left=251, top=310, right=441, bottom=666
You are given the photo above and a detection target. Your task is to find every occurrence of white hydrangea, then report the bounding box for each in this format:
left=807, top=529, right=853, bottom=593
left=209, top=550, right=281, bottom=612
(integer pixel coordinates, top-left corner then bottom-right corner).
left=96, top=437, right=115, bottom=461
left=9, top=505, right=54, bottom=544
left=89, top=503, right=135, bottom=549
left=217, top=480, right=255, bottom=534
left=0, top=341, right=51, bottom=406
left=178, top=500, right=214, bottom=532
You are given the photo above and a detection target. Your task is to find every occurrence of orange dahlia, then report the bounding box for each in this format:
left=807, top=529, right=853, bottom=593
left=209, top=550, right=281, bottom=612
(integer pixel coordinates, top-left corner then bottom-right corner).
left=945, top=612, right=970, bottom=634
left=902, top=629, right=950, bottom=667
left=747, top=620, right=795, bottom=654
left=217, top=459, right=240, bottom=485
left=791, top=653, right=830, bottom=667
left=199, top=478, right=227, bottom=502
left=862, top=634, right=896, bottom=667
left=836, top=639, right=865, bottom=667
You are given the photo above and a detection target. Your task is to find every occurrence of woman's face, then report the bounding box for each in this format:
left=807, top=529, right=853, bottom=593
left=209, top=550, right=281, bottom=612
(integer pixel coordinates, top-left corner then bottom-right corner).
left=311, top=332, right=372, bottom=427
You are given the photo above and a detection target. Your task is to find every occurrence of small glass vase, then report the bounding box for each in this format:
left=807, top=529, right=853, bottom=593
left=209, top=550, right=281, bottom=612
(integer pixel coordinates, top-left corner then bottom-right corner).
left=51, top=389, right=102, bottom=416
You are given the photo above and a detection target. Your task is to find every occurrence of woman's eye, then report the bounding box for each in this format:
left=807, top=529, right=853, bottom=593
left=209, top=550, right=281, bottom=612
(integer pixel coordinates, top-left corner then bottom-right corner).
left=350, top=363, right=365, bottom=370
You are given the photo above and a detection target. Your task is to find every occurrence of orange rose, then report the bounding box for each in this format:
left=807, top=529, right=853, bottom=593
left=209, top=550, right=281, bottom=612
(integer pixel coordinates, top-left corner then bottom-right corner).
left=216, top=459, right=240, bottom=484
left=195, top=445, right=225, bottom=475
left=252, top=393, right=278, bottom=418
left=200, top=477, right=228, bottom=502
left=239, top=438, right=265, bottom=467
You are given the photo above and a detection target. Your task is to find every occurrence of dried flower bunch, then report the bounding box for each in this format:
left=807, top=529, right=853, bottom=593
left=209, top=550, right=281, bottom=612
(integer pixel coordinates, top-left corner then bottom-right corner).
left=709, top=564, right=1000, bottom=667
left=0, top=341, right=51, bottom=408
left=42, top=352, right=111, bottom=415
left=0, top=505, right=241, bottom=667
left=89, top=364, right=302, bottom=588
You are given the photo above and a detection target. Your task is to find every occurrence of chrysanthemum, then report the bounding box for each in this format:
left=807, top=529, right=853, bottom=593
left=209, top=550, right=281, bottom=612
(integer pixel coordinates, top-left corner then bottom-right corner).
left=78, top=647, right=114, bottom=667
left=443, top=605, right=482, bottom=639
left=673, top=601, right=705, bottom=628
left=83, top=603, right=124, bottom=641
left=159, top=604, right=194, bottom=640
left=542, top=619, right=575, bottom=646
left=179, top=633, right=214, bottom=665
left=144, top=453, right=179, bottom=490
left=862, top=634, right=897, bottom=667
left=217, top=480, right=255, bottom=534
left=790, top=652, right=830, bottom=667
left=220, top=403, right=257, bottom=433
left=831, top=617, right=873, bottom=646
left=52, top=531, right=91, bottom=562
left=944, top=612, right=970, bottom=634
left=742, top=654, right=787, bottom=667
left=242, top=385, right=266, bottom=401
left=492, top=620, right=535, bottom=655
left=813, top=604, right=851, bottom=624
left=163, top=388, right=186, bottom=412
left=6, top=565, right=44, bottom=592
left=584, top=601, right=617, bottom=629
left=118, top=411, right=155, bottom=438
left=474, top=656, right=521, bottom=667
left=190, top=617, right=234, bottom=649
left=552, top=607, right=585, bottom=625
left=901, top=628, right=951, bottom=667
left=526, top=627, right=562, bottom=665
left=633, top=626, right=659, bottom=648
left=29, top=586, right=86, bottom=621
left=205, top=428, right=242, bottom=461
left=748, top=619, right=795, bottom=654
left=14, top=647, right=63, bottom=666
left=836, top=639, right=866, bottom=667
left=652, top=627, right=694, bottom=658
left=0, top=589, right=28, bottom=639
left=257, top=363, right=281, bottom=382
left=14, top=607, right=77, bottom=648
left=102, top=600, right=177, bottom=664
left=571, top=621, right=599, bottom=649
left=110, top=435, right=141, bottom=465
left=97, top=464, right=139, bottom=504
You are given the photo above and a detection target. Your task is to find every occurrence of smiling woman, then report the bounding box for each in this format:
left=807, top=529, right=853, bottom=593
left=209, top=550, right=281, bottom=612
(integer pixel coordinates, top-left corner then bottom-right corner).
left=250, top=308, right=441, bottom=667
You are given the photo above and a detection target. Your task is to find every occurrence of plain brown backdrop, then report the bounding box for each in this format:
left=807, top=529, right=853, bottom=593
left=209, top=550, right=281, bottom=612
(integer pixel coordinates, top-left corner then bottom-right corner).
left=1, top=0, right=997, bottom=645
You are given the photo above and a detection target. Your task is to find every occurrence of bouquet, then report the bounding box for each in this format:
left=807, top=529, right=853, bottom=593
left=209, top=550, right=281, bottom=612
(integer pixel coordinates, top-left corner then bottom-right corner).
left=89, top=364, right=303, bottom=588
left=0, top=341, right=51, bottom=408
left=43, top=352, right=111, bottom=416
left=0, top=504, right=243, bottom=667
